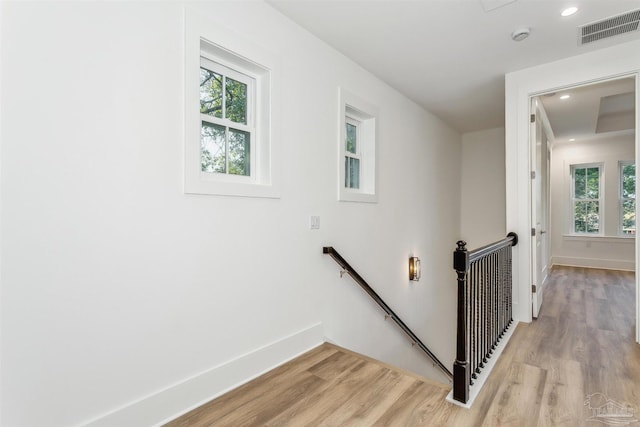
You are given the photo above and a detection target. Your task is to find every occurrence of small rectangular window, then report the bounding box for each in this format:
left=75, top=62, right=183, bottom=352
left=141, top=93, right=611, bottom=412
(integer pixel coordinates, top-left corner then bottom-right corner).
left=571, top=164, right=602, bottom=234
left=199, top=58, right=254, bottom=178
left=185, top=9, right=280, bottom=198
left=620, top=161, right=635, bottom=236
left=338, top=88, right=378, bottom=203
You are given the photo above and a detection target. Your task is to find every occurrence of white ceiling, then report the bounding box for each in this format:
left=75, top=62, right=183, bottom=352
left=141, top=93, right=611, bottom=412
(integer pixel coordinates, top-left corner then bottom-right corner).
left=268, top=0, right=640, bottom=133
left=538, top=77, right=636, bottom=144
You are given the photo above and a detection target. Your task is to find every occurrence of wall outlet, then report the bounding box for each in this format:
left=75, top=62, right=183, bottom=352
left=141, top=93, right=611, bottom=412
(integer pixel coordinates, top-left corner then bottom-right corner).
left=310, top=215, right=320, bottom=230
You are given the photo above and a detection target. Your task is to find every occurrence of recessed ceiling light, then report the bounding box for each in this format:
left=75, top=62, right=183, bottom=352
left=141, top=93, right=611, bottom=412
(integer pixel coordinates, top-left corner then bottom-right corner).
left=560, top=94, right=571, bottom=100
left=569, top=138, right=576, bottom=141
left=561, top=7, right=578, bottom=17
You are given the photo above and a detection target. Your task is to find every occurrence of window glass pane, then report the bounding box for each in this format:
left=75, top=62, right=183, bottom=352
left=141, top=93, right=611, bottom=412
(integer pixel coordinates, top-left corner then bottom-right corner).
left=228, top=128, right=250, bottom=176
left=586, top=201, right=599, bottom=233
left=344, top=156, right=349, bottom=188
left=574, top=200, right=600, bottom=233
left=574, top=200, right=587, bottom=233
left=201, top=122, right=226, bottom=173
left=623, top=163, right=636, bottom=199
left=346, top=123, right=357, bottom=154
left=225, top=77, right=247, bottom=125
left=349, top=157, right=360, bottom=189
left=586, top=167, right=599, bottom=198
left=200, top=68, right=223, bottom=119
left=574, top=168, right=586, bottom=199
left=623, top=199, right=636, bottom=235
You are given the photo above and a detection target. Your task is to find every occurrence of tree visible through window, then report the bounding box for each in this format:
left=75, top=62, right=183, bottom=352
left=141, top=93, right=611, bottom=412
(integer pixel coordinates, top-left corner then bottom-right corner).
left=572, top=165, right=601, bottom=234
left=621, top=162, right=635, bottom=235
left=199, top=59, right=252, bottom=177
left=185, top=14, right=278, bottom=198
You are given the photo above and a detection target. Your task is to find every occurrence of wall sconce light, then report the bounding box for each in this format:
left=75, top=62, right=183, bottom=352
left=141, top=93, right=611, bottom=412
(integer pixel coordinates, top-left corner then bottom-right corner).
left=409, top=257, right=421, bottom=281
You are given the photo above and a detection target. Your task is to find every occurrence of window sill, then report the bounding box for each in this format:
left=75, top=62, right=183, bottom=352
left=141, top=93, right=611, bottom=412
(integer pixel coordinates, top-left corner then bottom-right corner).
left=338, top=190, right=378, bottom=204
left=185, top=7, right=281, bottom=201
left=185, top=179, right=280, bottom=199
left=562, top=234, right=635, bottom=244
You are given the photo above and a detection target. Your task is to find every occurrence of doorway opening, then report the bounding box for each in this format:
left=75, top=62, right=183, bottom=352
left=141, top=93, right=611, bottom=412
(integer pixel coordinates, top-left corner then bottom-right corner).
left=529, top=76, right=636, bottom=320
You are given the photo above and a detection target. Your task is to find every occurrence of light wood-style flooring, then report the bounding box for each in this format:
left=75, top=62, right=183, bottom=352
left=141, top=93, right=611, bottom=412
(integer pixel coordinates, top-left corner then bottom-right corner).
left=166, top=266, right=640, bottom=426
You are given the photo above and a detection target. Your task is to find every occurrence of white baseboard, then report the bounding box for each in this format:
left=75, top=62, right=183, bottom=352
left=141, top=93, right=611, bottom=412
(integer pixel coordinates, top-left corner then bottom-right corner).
left=552, top=256, right=635, bottom=272
left=81, top=323, right=324, bottom=427
left=446, top=320, right=518, bottom=409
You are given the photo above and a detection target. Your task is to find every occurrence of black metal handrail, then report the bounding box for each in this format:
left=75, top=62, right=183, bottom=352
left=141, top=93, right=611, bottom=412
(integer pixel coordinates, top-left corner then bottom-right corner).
left=323, top=246, right=453, bottom=380
left=452, top=233, right=518, bottom=404
left=468, top=232, right=518, bottom=262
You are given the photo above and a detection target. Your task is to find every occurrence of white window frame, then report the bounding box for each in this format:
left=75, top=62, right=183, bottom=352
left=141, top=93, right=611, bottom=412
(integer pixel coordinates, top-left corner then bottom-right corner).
left=338, top=88, right=378, bottom=203
left=185, top=8, right=280, bottom=198
left=570, top=163, right=603, bottom=235
left=199, top=57, right=255, bottom=180
left=619, top=160, right=636, bottom=236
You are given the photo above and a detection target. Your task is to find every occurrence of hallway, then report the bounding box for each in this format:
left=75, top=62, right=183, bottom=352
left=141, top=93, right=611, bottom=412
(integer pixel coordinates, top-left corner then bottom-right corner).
left=468, top=265, right=640, bottom=425
left=166, top=266, right=640, bottom=426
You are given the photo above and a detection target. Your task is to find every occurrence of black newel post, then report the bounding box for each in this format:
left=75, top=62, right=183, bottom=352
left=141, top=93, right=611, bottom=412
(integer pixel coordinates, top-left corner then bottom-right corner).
left=453, top=240, right=470, bottom=404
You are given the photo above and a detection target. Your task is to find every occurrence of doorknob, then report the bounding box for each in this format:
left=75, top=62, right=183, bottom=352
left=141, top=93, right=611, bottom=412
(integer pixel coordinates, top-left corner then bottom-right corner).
left=541, top=230, right=547, bottom=234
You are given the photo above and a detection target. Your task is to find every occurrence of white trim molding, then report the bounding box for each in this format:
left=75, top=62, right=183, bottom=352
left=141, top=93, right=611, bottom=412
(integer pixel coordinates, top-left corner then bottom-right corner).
left=184, top=7, right=282, bottom=198
left=81, top=323, right=324, bottom=427
left=552, top=256, right=635, bottom=272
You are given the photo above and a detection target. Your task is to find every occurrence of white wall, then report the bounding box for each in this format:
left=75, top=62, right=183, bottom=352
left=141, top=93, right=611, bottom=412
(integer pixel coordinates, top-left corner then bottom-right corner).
left=0, top=2, right=462, bottom=426
left=550, top=135, right=635, bottom=271
left=460, top=128, right=506, bottom=248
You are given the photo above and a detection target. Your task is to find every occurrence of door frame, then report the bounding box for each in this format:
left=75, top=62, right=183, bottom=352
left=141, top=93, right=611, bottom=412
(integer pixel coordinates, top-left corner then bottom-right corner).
left=505, top=39, right=640, bottom=344
left=530, top=98, right=551, bottom=318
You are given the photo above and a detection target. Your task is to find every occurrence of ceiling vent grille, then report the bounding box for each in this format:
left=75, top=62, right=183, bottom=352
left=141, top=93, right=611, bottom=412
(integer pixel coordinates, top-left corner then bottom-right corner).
left=579, top=9, right=640, bottom=45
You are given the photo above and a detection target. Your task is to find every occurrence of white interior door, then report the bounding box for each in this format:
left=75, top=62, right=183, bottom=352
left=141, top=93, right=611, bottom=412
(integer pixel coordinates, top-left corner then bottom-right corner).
left=531, top=98, right=548, bottom=318
left=542, top=134, right=551, bottom=286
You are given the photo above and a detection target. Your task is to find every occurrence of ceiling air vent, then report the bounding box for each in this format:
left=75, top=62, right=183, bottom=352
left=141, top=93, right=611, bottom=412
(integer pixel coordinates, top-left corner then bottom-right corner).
left=579, top=9, right=640, bottom=45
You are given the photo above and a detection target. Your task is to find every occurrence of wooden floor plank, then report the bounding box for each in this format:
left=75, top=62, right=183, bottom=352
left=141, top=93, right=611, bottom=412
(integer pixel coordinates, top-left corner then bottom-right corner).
left=480, top=362, right=547, bottom=426
left=539, top=359, right=584, bottom=426
left=307, top=349, right=364, bottom=381
left=264, top=359, right=388, bottom=426
left=164, top=344, right=338, bottom=427
left=371, top=380, right=453, bottom=427
left=214, top=373, right=327, bottom=427
left=317, top=368, right=414, bottom=426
